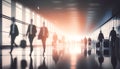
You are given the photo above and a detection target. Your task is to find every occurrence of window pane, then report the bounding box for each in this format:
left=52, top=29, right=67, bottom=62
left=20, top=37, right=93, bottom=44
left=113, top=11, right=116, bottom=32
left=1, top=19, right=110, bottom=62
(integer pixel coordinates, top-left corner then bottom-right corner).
left=2, top=18, right=11, bottom=45
left=2, top=1, right=11, bottom=16
left=25, top=8, right=30, bottom=23
left=16, top=6, right=22, bottom=21
left=4, top=0, right=11, bottom=3
left=15, top=23, right=22, bottom=44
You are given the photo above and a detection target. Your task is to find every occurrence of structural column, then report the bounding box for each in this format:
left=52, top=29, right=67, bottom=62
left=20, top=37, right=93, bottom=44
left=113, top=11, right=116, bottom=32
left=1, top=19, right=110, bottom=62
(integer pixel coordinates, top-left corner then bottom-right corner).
left=11, top=0, right=16, bottom=18
left=0, top=0, right=2, bottom=69
left=0, top=0, right=2, bottom=46
left=22, top=6, right=25, bottom=35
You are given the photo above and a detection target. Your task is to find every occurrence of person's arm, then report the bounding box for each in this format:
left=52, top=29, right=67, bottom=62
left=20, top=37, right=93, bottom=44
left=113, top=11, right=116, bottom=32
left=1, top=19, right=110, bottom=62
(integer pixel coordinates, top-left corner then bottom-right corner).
left=16, top=25, right=19, bottom=36
left=34, top=25, right=37, bottom=34
left=26, top=25, right=29, bottom=36
left=103, top=34, right=104, bottom=39
left=9, top=25, right=12, bottom=36
left=46, top=27, right=49, bottom=37
left=102, top=34, right=104, bottom=41
left=109, top=31, right=111, bottom=40
left=40, top=27, right=42, bottom=35
left=38, top=27, right=42, bottom=37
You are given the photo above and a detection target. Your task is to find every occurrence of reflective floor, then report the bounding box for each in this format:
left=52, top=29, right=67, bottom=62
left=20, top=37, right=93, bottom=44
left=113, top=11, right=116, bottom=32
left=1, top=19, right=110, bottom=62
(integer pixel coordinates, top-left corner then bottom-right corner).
left=0, top=43, right=120, bottom=69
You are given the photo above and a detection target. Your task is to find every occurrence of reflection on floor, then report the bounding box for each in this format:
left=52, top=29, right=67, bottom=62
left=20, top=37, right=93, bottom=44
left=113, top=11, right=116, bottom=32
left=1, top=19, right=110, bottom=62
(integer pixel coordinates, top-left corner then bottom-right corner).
left=0, top=43, right=120, bottom=69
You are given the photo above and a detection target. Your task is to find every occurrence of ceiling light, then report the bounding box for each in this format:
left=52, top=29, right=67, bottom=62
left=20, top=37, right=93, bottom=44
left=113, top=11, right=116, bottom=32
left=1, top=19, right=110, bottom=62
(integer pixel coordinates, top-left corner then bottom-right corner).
left=37, top=6, right=40, bottom=10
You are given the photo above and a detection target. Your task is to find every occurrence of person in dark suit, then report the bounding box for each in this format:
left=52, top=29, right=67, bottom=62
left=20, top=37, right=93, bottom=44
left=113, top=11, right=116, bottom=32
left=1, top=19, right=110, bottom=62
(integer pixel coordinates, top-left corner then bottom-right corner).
left=38, top=22, right=49, bottom=56
left=98, top=30, right=104, bottom=51
left=9, top=17, right=19, bottom=54
left=26, top=19, right=37, bottom=56
left=109, top=27, right=116, bottom=46
left=109, top=27, right=116, bottom=55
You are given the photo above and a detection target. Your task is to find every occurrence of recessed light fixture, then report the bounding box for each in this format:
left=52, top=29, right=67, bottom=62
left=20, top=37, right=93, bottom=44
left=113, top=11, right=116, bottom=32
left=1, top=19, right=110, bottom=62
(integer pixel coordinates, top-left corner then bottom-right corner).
left=37, top=6, right=40, bottom=10
left=52, top=0, right=62, bottom=4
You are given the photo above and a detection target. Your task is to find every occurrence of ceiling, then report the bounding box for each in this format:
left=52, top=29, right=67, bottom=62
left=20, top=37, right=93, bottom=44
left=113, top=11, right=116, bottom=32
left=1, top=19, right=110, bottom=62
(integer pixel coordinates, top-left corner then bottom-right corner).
left=13, top=0, right=120, bottom=35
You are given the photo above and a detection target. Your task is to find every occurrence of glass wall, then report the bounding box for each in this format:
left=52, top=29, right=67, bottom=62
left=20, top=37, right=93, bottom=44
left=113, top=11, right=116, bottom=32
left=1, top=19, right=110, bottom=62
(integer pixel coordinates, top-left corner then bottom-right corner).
left=2, top=0, right=11, bottom=17
left=2, top=0, right=11, bottom=45
left=90, top=15, right=120, bottom=41
left=16, top=3, right=22, bottom=21
left=2, top=0, right=65, bottom=46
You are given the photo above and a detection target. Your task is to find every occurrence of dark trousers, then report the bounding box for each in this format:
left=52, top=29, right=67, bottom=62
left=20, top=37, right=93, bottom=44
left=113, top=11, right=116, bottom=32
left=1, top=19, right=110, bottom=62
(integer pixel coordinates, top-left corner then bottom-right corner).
left=99, top=41, right=103, bottom=51
left=29, top=35, right=34, bottom=54
left=42, top=37, right=46, bottom=52
left=111, top=40, right=115, bottom=48
left=10, top=35, right=16, bottom=53
left=111, top=40, right=116, bottom=56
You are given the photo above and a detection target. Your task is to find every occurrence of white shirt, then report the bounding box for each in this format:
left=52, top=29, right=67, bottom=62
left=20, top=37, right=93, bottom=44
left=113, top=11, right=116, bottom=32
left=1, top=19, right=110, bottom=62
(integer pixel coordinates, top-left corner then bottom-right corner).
left=30, top=24, right=33, bottom=35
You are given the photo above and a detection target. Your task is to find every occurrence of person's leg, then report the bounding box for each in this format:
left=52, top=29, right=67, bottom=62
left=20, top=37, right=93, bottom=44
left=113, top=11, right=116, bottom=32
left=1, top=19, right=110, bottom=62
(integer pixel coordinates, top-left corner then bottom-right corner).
left=31, top=37, right=34, bottom=53
left=113, top=41, right=116, bottom=56
left=42, top=39, right=44, bottom=56
left=42, top=38, right=46, bottom=56
left=43, top=38, right=46, bottom=53
left=29, top=36, right=33, bottom=56
left=100, top=42, right=102, bottom=52
left=10, top=36, right=15, bottom=53
left=111, top=40, right=116, bottom=56
left=13, top=36, right=17, bottom=47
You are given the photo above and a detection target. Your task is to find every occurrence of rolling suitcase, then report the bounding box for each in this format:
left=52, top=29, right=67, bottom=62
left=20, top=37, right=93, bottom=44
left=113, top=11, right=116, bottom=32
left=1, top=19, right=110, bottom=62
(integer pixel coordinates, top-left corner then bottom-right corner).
left=96, top=42, right=100, bottom=48
left=103, top=49, right=110, bottom=57
left=20, top=39, right=26, bottom=49
left=103, top=39, right=109, bottom=48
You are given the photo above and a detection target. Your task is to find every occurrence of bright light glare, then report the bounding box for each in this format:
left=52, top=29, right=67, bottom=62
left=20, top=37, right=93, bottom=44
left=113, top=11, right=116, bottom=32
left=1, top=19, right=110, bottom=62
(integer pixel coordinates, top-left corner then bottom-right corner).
left=68, top=45, right=81, bottom=54
left=67, top=35, right=82, bottom=41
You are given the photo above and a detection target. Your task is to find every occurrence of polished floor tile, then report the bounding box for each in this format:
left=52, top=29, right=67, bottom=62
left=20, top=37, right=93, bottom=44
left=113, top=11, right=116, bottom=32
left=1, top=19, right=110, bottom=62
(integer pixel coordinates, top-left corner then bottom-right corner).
left=0, top=43, right=120, bottom=69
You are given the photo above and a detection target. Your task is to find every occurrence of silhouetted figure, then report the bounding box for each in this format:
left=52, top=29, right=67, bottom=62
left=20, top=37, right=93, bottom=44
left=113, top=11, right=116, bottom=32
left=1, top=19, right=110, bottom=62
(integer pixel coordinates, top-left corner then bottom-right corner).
left=26, top=19, right=37, bottom=56
left=84, top=49, right=87, bottom=57
left=38, top=57, right=48, bottom=69
left=115, top=34, right=120, bottom=62
left=10, top=54, right=17, bottom=69
left=88, top=37, right=91, bottom=46
left=109, top=27, right=116, bottom=54
left=61, top=36, right=65, bottom=46
left=98, top=30, right=104, bottom=51
left=110, top=32, right=118, bottom=69
left=98, top=51, right=104, bottom=68
left=52, top=32, right=58, bottom=47
left=83, top=37, right=87, bottom=57
left=21, top=59, right=27, bottom=69
left=29, top=56, right=33, bottom=69
left=52, top=48, right=59, bottom=64
left=88, top=49, right=91, bottom=56
left=111, top=55, right=117, bottom=69
left=88, top=37, right=92, bottom=55
left=38, top=22, right=49, bottom=56
left=84, top=37, right=87, bottom=49
left=9, top=17, right=19, bottom=54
